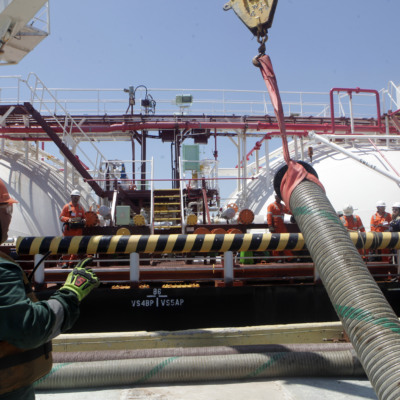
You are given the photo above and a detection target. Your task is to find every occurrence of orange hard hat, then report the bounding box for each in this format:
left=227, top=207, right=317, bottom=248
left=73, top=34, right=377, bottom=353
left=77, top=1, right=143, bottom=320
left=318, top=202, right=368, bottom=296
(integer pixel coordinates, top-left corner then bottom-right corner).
left=0, top=179, right=18, bottom=204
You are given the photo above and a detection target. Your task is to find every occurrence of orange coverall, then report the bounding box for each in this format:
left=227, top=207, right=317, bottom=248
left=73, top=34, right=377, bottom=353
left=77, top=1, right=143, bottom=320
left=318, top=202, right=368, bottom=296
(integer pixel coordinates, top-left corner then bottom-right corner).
left=267, top=201, right=293, bottom=261
left=370, top=211, right=392, bottom=262
left=340, top=215, right=365, bottom=232
left=59, top=202, right=86, bottom=264
left=340, top=215, right=366, bottom=257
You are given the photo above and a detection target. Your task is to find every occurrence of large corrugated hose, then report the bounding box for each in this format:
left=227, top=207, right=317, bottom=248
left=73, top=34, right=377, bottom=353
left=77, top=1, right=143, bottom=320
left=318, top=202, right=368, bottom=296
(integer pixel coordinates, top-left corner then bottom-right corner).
left=35, top=350, right=363, bottom=389
left=289, top=178, right=400, bottom=400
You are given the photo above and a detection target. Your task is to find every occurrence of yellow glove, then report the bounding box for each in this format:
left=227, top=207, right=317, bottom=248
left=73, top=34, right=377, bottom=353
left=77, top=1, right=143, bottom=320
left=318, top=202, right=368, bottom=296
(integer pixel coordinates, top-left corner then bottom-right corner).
left=60, top=258, right=100, bottom=302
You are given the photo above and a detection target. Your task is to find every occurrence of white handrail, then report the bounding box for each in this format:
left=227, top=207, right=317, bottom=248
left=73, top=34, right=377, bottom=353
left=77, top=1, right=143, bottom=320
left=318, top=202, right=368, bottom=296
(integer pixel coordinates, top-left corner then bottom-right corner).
left=24, top=73, right=109, bottom=175
left=178, top=156, right=185, bottom=234
left=309, top=131, right=400, bottom=186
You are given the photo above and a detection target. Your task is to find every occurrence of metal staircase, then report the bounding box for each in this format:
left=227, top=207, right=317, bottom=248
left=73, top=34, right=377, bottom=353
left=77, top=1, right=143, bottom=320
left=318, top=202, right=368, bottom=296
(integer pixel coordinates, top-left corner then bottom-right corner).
left=389, top=110, right=400, bottom=133
left=22, top=73, right=109, bottom=196
left=152, top=189, right=182, bottom=234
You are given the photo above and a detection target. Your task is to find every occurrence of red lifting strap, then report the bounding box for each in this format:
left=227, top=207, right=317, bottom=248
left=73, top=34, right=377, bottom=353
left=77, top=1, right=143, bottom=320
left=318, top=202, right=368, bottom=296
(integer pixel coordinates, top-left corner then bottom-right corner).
left=257, top=55, right=325, bottom=208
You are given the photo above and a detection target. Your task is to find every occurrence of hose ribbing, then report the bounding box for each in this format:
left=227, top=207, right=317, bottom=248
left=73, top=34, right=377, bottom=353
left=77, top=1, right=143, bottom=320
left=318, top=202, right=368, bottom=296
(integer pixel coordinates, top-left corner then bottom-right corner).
left=35, top=350, right=363, bottom=390
left=290, top=179, right=400, bottom=400
left=52, top=343, right=354, bottom=362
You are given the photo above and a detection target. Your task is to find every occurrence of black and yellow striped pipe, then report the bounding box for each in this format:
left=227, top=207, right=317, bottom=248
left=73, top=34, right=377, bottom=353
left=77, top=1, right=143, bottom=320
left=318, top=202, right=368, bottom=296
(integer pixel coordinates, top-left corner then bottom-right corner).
left=16, top=232, right=400, bottom=255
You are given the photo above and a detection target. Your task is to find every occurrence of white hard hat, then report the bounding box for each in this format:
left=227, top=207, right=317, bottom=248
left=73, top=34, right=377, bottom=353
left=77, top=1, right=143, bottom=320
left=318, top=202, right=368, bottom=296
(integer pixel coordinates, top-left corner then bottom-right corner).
left=98, top=205, right=111, bottom=217
left=376, top=200, right=386, bottom=207
left=70, top=189, right=81, bottom=197
left=342, top=204, right=353, bottom=216
left=393, top=202, right=400, bottom=208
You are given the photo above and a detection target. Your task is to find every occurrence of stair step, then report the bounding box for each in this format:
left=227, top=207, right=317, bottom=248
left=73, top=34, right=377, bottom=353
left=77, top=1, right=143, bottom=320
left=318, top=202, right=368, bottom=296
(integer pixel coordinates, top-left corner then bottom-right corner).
left=154, top=189, right=180, bottom=192
left=154, top=217, right=181, bottom=221
left=154, top=210, right=180, bottom=214
left=154, top=195, right=180, bottom=199
left=154, top=202, right=180, bottom=206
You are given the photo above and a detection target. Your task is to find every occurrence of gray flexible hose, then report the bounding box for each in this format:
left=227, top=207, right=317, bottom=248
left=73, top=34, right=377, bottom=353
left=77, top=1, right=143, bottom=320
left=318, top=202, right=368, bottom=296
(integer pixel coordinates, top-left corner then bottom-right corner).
left=52, top=343, right=355, bottom=362
left=35, top=350, right=363, bottom=389
left=289, top=179, right=400, bottom=400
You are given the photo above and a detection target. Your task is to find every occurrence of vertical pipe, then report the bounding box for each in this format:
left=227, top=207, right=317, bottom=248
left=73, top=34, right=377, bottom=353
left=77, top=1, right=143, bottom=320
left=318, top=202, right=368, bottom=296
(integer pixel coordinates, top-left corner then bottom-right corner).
left=264, top=140, right=270, bottom=183
left=224, top=251, right=233, bottom=286
left=300, top=137, right=304, bottom=161
left=242, top=134, right=247, bottom=203
left=237, top=136, right=241, bottom=192
left=129, top=252, right=140, bottom=283
left=34, top=254, right=45, bottom=284
left=349, top=94, right=355, bottom=134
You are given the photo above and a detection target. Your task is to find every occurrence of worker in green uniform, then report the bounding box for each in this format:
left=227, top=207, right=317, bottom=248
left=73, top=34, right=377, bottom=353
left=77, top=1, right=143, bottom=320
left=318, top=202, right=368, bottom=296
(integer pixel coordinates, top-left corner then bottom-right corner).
left=0, top=179, right=100, bottom=399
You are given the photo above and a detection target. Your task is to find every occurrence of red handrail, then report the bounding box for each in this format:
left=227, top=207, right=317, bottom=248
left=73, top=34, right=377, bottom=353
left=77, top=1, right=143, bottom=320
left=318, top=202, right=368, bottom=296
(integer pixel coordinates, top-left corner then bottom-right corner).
left=330, top=87, right=382, bottom=133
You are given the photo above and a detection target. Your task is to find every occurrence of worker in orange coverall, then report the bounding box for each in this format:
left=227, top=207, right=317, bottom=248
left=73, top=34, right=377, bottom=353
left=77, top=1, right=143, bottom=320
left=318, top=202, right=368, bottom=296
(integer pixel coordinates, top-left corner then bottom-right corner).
left=59, top=189, right=86, bottom=268
left=370, top=200, right=392, bottom=263
left=340, top=204, right=366, bottom=257
left=267, top=194, right=293, bottom=262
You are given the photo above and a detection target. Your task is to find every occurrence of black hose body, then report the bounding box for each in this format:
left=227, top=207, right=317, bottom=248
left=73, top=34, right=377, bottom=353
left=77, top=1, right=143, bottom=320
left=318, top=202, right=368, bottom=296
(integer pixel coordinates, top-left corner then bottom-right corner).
left=289, top=179, right=400, bottom=400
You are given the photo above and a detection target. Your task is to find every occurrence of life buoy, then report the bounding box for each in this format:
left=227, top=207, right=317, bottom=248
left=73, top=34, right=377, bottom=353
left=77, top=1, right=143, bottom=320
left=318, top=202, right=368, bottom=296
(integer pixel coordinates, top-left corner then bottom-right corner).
left=227, top=203, right=239, bottom=213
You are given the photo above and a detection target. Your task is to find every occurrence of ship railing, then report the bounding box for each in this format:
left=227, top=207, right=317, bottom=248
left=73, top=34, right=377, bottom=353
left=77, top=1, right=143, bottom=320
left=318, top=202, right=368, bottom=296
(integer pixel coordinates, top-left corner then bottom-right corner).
left=0, top=74, right=396, bottom=119
left=22, top=73, right=109, bottom=180
left=383, top=81, right=400, bottom=112
left=16, top=248, right=400, bottom=288
left=97, top=159, right=153, bottom=192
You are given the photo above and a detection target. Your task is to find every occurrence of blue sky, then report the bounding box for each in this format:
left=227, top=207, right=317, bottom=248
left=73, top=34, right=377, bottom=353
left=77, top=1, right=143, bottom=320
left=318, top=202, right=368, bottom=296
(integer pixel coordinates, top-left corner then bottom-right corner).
left=2, top=0, right=399, bottom=199
left=4, top=0, right=398, bottom=91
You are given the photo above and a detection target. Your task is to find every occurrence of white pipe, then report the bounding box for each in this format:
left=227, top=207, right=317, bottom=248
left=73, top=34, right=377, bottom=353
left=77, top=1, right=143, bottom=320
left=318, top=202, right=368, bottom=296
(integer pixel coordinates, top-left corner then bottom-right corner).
left=349, top=96, right=355, bottom=134
left=325, top=134, right=400, bottom=140
left=110, top=189, right=118, bottom=226
left=223, top=251, right=233, bottom=285
left=150, top=157, right=154, bottom=233
left=34, top=254, right=45, bottom=284
left=129, top=252, right=140, bottom=283
left=294, top=136, right=299, bottom=159
left=242, top=134, right=247, bottom=203
left=309, top=131, right=400, bottom=185
left=300, top=137, right=304, bottom=161
left=265, top=140, right=270, bottom=183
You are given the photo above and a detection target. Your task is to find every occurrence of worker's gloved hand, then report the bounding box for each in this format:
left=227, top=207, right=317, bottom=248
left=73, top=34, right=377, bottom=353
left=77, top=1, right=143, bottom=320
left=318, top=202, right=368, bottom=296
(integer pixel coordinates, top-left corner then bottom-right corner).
left=60, top=258, right=100, bottom=302
left=269, top=227, right=275, bottom=232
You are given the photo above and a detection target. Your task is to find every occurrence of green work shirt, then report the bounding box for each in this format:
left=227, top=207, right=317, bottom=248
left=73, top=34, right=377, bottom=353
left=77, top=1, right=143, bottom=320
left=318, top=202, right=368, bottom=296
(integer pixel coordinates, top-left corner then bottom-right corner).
left=0, top=257, right=80, bottom=399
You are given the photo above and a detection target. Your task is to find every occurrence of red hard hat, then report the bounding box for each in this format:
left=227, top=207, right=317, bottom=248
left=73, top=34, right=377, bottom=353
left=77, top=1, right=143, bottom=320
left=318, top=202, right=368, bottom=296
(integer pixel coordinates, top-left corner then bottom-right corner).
left=0, top=179, right=18, bottom=204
